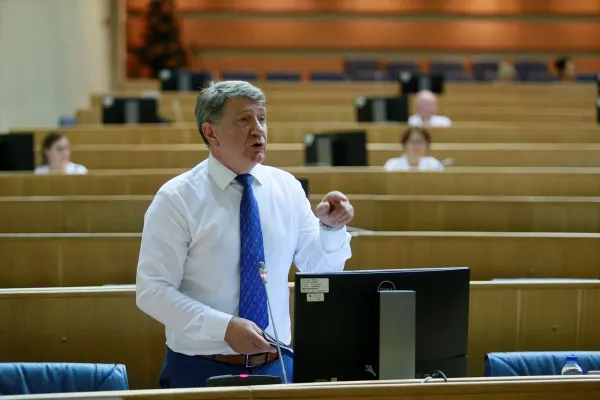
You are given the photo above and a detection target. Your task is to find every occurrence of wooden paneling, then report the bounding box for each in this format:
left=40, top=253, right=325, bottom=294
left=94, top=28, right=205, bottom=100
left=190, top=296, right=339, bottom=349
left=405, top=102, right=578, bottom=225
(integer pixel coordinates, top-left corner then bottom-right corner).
left=174, top=19, right=600, bottom=52
left=19, top=124, right=600, bottom=146
left=1, top=232, right=600, bottom=288
left=4, top=195, right=600, bottom=234
left=58, top=143, right=600, bottom=169
left=3, top=168, right=600, bottom=197
left=128, top=0, right=600, bottom=16
left=1, top=282, right=600, bottom=389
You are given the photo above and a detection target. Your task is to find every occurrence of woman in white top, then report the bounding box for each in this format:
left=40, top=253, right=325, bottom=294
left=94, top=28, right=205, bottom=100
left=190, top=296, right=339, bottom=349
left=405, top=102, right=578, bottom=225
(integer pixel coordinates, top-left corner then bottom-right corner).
left=34, top=132, right=88, bottom=175
left=384, top=127, right=445, bottom=171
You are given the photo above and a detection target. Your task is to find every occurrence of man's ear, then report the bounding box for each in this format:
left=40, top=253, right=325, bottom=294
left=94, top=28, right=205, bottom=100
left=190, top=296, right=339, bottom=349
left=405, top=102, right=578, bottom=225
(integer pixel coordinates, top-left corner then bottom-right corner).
left=202, top=122, right=218, bottom=146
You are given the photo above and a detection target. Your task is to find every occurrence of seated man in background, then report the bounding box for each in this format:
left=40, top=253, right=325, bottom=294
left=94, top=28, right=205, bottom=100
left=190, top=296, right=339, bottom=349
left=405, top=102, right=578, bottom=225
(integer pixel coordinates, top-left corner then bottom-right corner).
left=34, top=132, right=88, bottom=175
left=384, top=127, right=445, bottom=171
left=555, top=57, right=576, bottom=81
left=408, top=90, right=452, bottom=127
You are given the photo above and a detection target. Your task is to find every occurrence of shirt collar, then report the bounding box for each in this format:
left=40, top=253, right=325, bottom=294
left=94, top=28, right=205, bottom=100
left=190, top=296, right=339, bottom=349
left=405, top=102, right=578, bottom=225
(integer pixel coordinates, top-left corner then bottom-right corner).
left=207, top=153, right=265, bottom=191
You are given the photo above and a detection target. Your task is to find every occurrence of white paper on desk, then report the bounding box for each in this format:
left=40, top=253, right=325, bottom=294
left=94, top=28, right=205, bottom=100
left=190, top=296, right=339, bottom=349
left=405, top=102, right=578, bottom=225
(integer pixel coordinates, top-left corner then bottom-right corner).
left=263, top=330, right=294, bottom=353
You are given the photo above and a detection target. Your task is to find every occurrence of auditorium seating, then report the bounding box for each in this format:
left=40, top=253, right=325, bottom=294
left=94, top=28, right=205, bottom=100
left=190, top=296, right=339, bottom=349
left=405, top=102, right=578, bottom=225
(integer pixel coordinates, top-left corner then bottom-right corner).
left=1, top=281, right=598, bottom=389
left=3, top=76, right=600, bottom=397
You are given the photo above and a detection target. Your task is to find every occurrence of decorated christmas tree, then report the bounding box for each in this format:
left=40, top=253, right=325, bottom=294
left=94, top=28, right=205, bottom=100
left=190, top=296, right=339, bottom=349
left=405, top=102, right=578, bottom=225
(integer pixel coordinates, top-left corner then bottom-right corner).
left=138, top=0, right=187, bottom=78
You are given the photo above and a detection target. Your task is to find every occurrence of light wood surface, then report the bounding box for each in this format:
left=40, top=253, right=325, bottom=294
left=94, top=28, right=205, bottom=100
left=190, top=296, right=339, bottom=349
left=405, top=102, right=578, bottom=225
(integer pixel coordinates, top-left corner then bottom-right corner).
left=16, top=123, right=600, bottom=146
left=1, top=281, right=599, bottom=389
left=52, top=143, right=600, bottom=169
left=3, top=168, right=600, bottom=197
left=76, top=103, right=596, bottom=125
left=1, top=232, right=600, bottom=288
left=2, top=376, right=600, bottom=400
left=2, top=194, right=600, bottom=234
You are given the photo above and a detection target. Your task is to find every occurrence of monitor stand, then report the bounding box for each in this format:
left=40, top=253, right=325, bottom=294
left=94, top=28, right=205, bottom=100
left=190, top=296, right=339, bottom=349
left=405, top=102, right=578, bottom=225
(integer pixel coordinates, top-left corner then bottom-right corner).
left=378, top=290, right=416, bottom=380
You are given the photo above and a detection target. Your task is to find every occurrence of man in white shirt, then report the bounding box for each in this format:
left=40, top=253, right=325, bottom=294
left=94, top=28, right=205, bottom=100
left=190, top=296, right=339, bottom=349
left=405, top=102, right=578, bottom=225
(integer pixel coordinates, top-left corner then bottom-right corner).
left=136, top=81, right=354, bottom=388
left=408, top=90, right=452, bottom=127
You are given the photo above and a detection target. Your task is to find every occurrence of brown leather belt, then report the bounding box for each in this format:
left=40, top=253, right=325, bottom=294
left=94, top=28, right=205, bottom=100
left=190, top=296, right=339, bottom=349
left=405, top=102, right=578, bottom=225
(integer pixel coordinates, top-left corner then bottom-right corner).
left=199, top=352, right=278, bottom=368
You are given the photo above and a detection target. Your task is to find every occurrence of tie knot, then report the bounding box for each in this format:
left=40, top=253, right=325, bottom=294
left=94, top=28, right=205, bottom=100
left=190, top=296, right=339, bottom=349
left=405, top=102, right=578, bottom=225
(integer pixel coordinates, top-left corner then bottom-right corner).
left=235, top=174, right=253, bottom=189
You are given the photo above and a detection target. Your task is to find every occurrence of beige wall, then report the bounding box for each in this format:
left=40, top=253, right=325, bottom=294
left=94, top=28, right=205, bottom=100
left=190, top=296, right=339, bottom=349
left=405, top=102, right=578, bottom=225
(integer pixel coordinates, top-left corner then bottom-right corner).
left=0, top=0, right=112, bottom=131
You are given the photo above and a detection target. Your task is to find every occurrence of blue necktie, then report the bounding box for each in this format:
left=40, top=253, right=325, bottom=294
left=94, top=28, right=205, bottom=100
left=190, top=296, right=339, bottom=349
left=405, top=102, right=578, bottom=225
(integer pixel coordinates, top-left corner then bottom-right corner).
left=235, top=174, right=269, bottom=330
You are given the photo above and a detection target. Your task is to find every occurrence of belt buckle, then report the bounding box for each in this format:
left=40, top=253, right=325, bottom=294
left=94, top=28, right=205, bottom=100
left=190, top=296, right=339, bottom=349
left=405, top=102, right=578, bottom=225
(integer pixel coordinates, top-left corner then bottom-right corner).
left=245, top=353, right=268, bottom=368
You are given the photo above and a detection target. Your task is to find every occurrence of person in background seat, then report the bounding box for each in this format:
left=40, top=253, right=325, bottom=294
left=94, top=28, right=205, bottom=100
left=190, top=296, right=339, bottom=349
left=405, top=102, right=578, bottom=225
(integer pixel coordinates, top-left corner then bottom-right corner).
left=384, top=127, right=445, bottom=171
left=555, top=57, right=576, bottom=81
left=408, top=90, right=452, bottom=127
left=34, top=132, right=88, bottom=175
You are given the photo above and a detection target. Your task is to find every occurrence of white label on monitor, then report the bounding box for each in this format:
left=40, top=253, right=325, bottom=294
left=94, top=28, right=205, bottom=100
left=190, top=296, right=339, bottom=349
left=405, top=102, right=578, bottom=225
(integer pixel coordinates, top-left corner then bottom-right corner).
left=307, top=293, right=324, bottom=302
left=300, top=278, right=329, bottom=293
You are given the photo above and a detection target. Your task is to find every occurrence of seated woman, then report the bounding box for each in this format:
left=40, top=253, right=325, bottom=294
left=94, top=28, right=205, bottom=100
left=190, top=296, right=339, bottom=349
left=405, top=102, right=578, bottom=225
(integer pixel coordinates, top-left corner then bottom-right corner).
left=384, top=127, right=444, bottom=171
left=34, top=132, right=88, bottom=175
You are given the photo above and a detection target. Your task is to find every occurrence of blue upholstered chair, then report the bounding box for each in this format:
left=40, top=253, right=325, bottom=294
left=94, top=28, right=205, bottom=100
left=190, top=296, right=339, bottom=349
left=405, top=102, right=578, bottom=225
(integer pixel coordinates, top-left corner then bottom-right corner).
left=0, top=363, right=129, bottom=395
left=485, top=352, right=600, bottom=377
left=265, top=72, right=301, bottom=81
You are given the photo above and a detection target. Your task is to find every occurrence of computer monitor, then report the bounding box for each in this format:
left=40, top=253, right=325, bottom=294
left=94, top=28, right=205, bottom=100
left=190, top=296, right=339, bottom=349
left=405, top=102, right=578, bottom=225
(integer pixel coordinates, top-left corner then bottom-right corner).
left=355, top=96, right=408, bottom=123
left=399, top=72, right=444, bottom=94
left=159, top=69, right=211, bottom=92
left=304, top=131, right=367, bottom=167
left=293, top=267, right=470, bottom=383
left=102, top=97, right=159, bottom=124
left=0, top=133, right=35, bottom=171
left=296, top=178, right=309, bottom=197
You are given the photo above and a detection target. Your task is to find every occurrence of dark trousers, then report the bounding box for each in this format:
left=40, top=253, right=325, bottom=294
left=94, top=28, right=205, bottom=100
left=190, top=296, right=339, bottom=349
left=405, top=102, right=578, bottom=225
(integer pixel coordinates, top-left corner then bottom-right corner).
left=159, top=347, right=294, bottom=388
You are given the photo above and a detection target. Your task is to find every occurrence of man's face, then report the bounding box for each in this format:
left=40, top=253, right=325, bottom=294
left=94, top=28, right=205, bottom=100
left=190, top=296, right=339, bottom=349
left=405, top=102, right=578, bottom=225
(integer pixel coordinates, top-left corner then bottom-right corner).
left=416, top=95, right=437, bottom=119
left=204, top=97, right=267, bottom=174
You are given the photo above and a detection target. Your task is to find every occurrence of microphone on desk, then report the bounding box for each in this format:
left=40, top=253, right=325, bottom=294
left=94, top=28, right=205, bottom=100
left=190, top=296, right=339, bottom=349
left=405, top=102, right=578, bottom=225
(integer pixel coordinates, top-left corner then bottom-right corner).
left=258, top=261, right=288, bottom=384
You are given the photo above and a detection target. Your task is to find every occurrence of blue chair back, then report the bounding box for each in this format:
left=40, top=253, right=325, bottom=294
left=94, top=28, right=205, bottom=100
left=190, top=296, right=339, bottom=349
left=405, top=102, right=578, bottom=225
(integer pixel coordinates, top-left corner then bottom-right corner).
left=221, top=71, right=258, bottom=81
left=310, top=72, right=347, bottom=81
left=265, top=72, right=301, bottom=81
left=485, top=352, right=600, bottom=377
left=0, top=363, right=128, bottom=395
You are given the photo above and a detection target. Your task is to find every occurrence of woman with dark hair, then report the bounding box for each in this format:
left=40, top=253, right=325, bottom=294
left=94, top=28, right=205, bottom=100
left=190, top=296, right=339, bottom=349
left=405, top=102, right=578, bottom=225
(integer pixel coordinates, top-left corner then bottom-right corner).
left=384, top=127, right=444, bottom=171
left=34, top=132, right=88, bottom=174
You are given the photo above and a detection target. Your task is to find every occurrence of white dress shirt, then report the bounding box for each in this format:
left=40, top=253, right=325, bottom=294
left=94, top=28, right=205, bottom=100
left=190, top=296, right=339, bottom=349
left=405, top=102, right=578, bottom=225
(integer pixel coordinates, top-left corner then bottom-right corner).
left=384, top=155, right=445, bottom=171
left=136, top=155, right=352, bottom=356
left=34, top=162, right=88, bottom=174
left=408, top=114, right=452, bottom=127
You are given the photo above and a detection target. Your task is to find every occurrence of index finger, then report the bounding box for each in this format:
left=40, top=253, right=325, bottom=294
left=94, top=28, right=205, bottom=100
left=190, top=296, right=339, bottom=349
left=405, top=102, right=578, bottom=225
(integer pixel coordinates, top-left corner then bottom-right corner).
left=326, top=191, right=348, bottom=203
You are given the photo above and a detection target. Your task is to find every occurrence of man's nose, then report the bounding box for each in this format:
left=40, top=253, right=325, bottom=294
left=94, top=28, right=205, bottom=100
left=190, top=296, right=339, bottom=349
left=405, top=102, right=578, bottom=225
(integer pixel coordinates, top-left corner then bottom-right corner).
left=250, top=119, right=266, bottom=136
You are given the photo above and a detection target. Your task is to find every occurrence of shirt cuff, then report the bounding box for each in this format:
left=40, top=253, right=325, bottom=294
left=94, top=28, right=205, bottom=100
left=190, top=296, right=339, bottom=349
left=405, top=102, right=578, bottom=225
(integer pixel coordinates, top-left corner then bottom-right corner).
left=199, top=307, right=233, bottom=341
left=319, top=224, right=348, bottom=253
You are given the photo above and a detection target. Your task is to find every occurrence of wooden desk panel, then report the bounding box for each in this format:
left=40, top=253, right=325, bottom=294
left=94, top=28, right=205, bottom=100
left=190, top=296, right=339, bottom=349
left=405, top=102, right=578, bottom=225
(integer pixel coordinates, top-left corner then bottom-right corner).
left=60, top=143, right=600, bottom=169
left=1, top=281, right=599, bottom=390
left=1, top=232, right=599, bottom=288
left=2, top=195, right=600, bottom=234
left=2, top=168, right=600, bottom=197
left=20, top=123, right=600, bottom=146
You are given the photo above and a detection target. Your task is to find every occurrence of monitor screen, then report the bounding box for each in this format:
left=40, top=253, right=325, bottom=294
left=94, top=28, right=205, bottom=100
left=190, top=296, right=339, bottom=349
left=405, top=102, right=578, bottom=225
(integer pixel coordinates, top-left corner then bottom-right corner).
left=0, top=133, right=35, bottom=172
left=293, top=267, right=470, bottom=383
left=304, top=131, right=367, bottom=167
left=102, top=97, right=159, bottom=124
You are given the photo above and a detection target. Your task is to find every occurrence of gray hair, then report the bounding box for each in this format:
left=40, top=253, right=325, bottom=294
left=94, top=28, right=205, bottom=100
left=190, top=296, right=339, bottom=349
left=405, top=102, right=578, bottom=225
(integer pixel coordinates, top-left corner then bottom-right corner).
left=194, top=80, right=266, bottom=145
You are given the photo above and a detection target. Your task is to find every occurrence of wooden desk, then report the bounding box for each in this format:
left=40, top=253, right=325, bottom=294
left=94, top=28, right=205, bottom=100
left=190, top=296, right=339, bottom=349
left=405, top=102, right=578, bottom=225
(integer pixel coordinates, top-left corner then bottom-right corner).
left=18, top=123, right=600, bottom=146
left=2, top=195, right=600, bottom=234
left=58, top=143, right=600, bottom=169
left=2, top=168, right=600, bottom=197
left=2, top=377, right=600, bottom=400
left=1, top=232, right=599, bottom=288
left=77, top=104, right=596, bottom=124
left=1, top=281, right=599, bottom=389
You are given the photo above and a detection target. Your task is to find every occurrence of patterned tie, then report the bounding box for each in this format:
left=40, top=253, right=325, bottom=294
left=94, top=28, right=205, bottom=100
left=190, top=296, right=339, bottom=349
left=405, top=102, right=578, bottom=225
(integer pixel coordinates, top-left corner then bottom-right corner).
left=235, top=174, right=269, bottom=330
